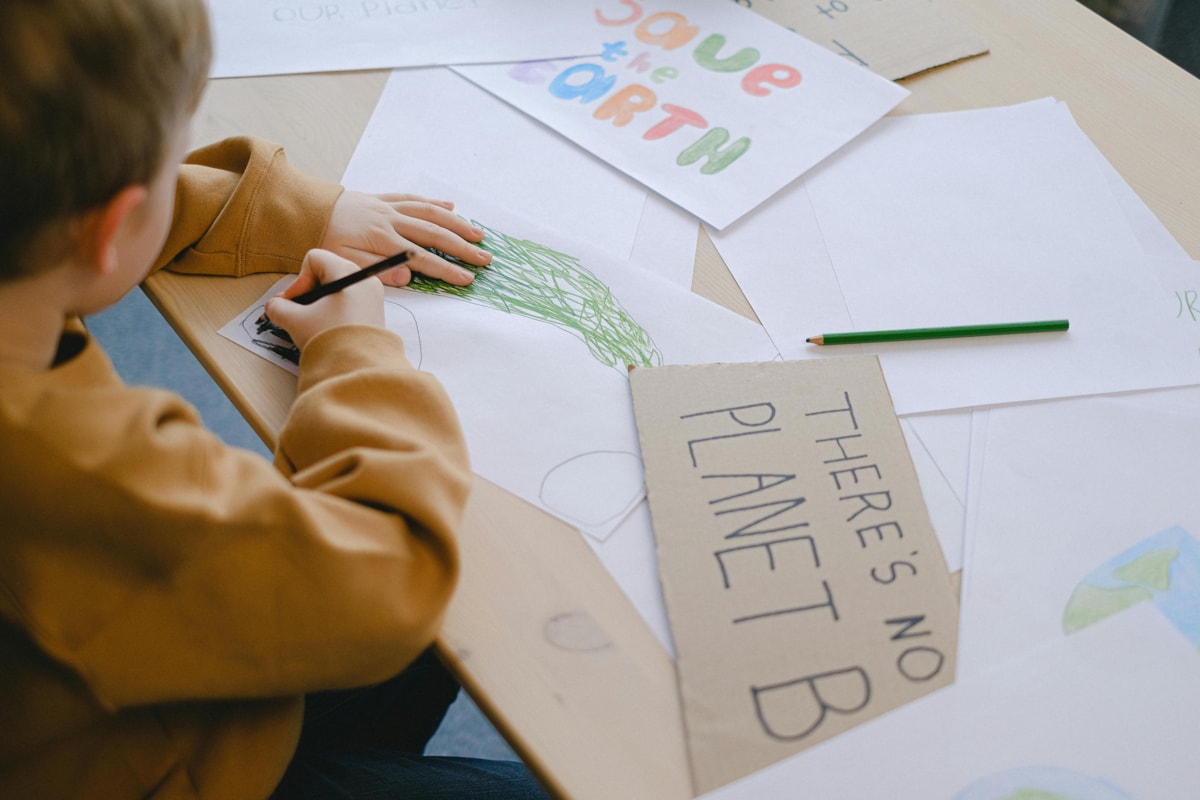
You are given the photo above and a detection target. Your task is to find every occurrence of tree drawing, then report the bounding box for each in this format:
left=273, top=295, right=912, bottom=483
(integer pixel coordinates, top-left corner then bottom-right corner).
left=406, top=220, right=663, bottom=370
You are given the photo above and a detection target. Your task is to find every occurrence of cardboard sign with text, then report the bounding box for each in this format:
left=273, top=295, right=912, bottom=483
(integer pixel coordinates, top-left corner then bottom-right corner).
left=630, top=357, right=959, bottom=793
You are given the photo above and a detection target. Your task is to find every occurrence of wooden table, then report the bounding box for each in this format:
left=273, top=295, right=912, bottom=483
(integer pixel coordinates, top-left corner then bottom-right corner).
left=143, top=1, right=1200, bottom=797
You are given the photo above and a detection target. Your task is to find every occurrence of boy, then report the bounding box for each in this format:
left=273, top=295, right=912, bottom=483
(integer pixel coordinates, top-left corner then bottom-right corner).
left=0, top=1, right=544, bottom=798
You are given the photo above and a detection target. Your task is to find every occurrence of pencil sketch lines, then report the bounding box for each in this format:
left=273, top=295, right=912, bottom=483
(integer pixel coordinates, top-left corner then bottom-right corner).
left=406, top=220, right=663, bottom=371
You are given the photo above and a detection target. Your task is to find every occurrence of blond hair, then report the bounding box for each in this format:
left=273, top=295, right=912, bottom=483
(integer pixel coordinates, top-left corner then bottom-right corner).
left=0, top=0, right=212, bottom=279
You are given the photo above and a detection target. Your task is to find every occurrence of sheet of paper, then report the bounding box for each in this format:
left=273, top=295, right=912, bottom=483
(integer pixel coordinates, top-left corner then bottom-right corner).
left=709, top=99, right=1200, bottom=415
left=1152, top=257, right=1200, bottom=326
left=454, top=0, right=908, bottom=229
left=206, top=1, right=604, bottom=78
left=220, top=187, right=778, bottom=540
left=747, top=0, right=989, bottom=80
left=586, top=499, right=676, bottom=654
left=958, top=384, right=1200, bottom=679
left=904, top=413, right=971, bottom=512
left=340, top=67, right=699, bottom=287
left=588, top=109, right=1192, bottom=679
left=900, top=416, right=965, bottom=572
left=631, top=357, right=958, bottom=793
left=701, top=602, right=1200, bottom=799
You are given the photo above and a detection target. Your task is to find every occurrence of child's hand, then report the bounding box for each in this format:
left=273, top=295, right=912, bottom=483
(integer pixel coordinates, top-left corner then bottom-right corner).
left=321, top=190, right=492, bottom=287
left=264, top=249, right=385, bottom=351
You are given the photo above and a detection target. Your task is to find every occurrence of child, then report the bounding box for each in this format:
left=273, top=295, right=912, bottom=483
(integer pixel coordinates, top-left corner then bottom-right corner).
left=0, top=1, right=545, bottom=798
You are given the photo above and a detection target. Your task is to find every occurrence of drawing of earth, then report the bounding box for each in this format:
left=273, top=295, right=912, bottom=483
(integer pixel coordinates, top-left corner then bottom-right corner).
left=955, top=765, right=1134, bottom=800
left=1062, top=525, right=1200, bottom=649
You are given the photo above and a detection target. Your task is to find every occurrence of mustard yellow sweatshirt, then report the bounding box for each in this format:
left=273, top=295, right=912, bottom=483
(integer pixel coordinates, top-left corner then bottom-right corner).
left=0, top=138, right=471, bottom=799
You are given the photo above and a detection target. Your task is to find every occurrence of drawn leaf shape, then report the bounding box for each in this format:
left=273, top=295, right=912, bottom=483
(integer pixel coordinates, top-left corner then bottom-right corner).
left=1112, top=547, right=1177, bottom=591
left=1062, top=583, right=1151, bottom=634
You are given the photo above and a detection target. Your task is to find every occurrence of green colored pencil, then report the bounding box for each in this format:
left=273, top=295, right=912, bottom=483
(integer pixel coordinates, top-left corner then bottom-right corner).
left=806, top=319, right=1069, bottom=346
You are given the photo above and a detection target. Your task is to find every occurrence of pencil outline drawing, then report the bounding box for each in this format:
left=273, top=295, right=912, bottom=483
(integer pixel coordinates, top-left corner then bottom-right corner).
left=538, top=449, right=644, bottom=530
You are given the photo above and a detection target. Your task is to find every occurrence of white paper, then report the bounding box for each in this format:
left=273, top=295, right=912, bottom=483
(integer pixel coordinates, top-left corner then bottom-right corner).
left=959, top=385, right=1200, bottom=679
left=206, top=0, right=604, bottom=78
left=340, top=67, right=699, bottom=287
left=220, top=189, right=778, bottom=540
left=587, top=499, right=675, bottom=656
left=710, top=99, right=1200, bottom=415
left=454, top=0, right=908, bottom=229
left=901, top=417, right=966, bottom=572
left=1151, top=257, right=1200, bottom=329
left=702, top=604, right=1200, bottom=799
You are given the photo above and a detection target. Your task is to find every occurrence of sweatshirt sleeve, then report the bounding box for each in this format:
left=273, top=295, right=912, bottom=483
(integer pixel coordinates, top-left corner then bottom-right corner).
left=4, top=326, right=471, bottom=710
left=152, top=136, right=343, bottom=278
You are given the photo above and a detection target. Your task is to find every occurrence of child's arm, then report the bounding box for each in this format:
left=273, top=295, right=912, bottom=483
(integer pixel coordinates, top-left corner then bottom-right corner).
left=6, top=303, right=471, bottom=707
left=152, top=136, right=488, bottom=285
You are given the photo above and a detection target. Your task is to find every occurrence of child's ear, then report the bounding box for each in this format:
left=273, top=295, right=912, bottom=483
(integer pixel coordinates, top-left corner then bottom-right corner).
left=76, top=185, right=149, bottom=275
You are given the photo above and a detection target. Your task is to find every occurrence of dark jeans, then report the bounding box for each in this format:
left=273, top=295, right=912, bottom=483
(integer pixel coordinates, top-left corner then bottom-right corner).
left=271, top=650, right=550, bottom=799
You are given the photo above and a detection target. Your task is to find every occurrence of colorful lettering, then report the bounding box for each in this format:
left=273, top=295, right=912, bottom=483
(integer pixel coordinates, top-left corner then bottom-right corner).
left=677, top=128, right=752, bottom=174
left=548, top=63, right=617, bottom=103
left=643, top=104, right=707, bottom=140
left=635, top=12, right=699, bottom=50
left=742, top=63, right=803, bottom=96
left=692, top=34, right=760, bottom=73
left=595, top=0, right=642, bottom=26
left=593, top=83, right=658, bottom=126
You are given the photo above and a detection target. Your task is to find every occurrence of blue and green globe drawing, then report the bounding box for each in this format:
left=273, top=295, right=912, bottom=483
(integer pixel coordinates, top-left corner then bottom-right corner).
left=1062, top=525, right=1200, bottom=648
left=955, top=765, right=1133, bottom=800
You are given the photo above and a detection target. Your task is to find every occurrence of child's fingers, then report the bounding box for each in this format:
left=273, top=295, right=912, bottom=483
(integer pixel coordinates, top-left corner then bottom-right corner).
left=374, top=192, right=455, bottom=211
left=267, top=250, right=366, bottom=325
left=301, top=248, right=363, bottom=284
left=404, top=248, right=479, bottom=286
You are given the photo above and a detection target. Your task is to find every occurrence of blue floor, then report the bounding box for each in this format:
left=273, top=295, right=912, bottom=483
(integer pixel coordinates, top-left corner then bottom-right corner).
left=88, top=288, right=517, bottom=763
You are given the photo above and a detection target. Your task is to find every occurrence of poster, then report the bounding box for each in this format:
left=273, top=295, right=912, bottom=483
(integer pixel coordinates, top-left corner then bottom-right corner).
left=455, top=0, right=907, bottom=228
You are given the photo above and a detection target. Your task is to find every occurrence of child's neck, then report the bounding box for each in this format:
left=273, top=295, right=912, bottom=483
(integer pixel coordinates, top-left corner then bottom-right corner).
left=0, top=270, right=78, bottom=371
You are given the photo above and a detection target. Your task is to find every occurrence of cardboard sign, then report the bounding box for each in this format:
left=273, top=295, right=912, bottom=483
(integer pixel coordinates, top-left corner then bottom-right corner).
left=746, top=0, right=989, bottom=80
left=630, top=357, right=959, bottom=793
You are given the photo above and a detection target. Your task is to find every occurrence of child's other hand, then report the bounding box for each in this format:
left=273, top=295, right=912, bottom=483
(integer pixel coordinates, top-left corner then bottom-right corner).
left=321, top=190, right=492, bottom=287
left=264, top=249, right=385, bottom=351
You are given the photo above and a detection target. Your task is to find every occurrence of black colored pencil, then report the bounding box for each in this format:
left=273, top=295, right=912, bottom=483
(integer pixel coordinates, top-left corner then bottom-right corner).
left=256, top=250, right=411, bottom=325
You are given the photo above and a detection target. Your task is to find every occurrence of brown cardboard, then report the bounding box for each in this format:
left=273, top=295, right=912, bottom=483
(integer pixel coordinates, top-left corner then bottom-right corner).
left=750, top=0, right=989, bottom=80
left=630, top=357, right=959, bottom=794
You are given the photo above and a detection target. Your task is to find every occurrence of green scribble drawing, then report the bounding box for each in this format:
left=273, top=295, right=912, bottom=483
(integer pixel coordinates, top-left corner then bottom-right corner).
left=406, top=220, right=662, bottom=370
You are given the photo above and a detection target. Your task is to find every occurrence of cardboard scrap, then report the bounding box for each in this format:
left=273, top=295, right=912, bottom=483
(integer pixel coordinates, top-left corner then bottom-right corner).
left=630, top=357, right=959, bottom=793
left=747, top=0, right=989, bottom=80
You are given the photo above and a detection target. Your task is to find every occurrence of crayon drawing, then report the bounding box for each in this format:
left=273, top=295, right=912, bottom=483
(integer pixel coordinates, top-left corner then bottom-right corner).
left=221, top=195, right=779, bottom=541
left=955, top=765, right=1134, bottom=800
left=235, top=299, right=423, bottom=370
left=454, top=0, right=907, bottom=228
left=408, top=220, right=662, bottom=372
left=1063, top=525, right=1200, bottom=649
